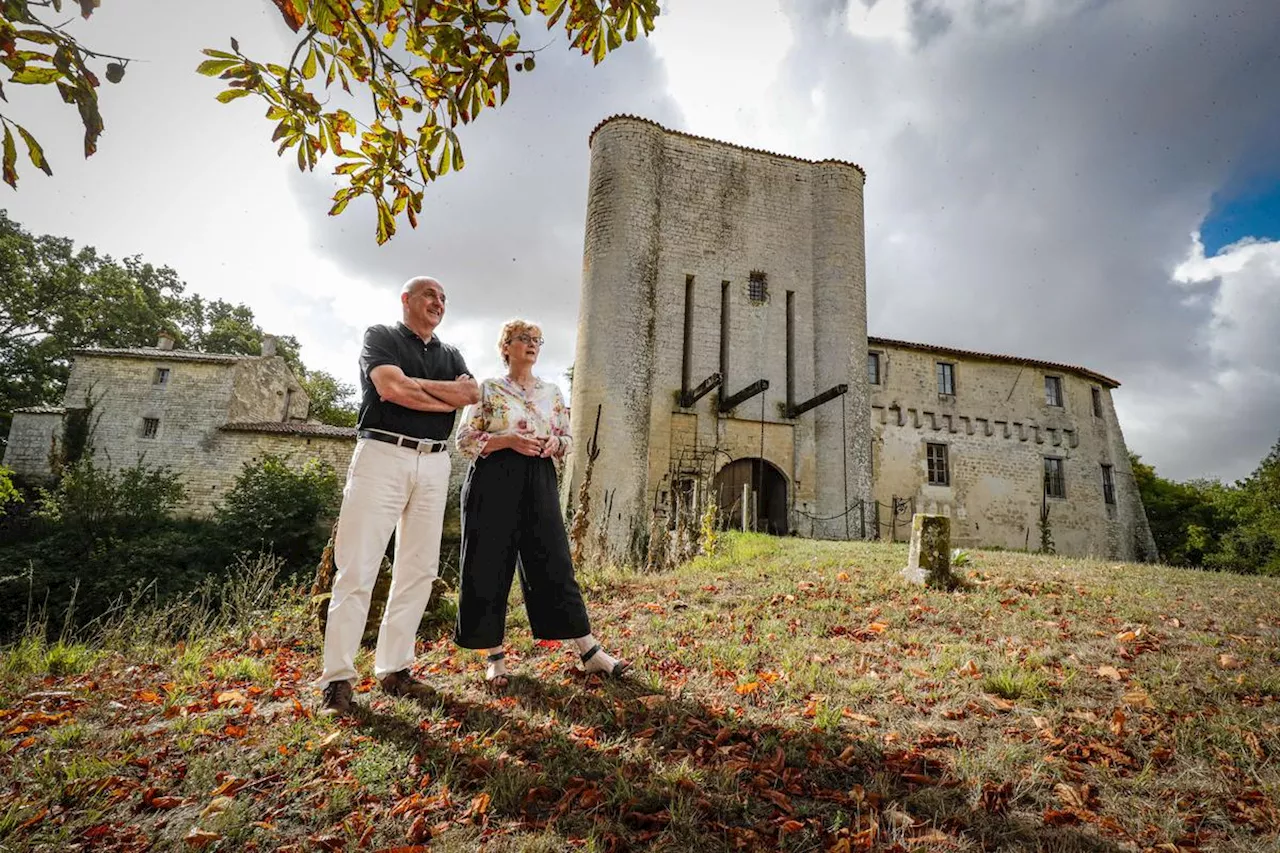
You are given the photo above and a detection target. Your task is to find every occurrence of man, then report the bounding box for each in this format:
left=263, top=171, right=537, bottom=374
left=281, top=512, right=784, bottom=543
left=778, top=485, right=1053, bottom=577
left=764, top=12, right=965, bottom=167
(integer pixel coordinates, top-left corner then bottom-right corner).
left=317, top=276, right=481, bottom=716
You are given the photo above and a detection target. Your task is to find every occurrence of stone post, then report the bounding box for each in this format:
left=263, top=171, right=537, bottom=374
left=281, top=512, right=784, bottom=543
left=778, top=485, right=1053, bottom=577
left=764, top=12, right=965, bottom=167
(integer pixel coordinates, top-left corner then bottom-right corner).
left=902, top=513, right=959, bottom=590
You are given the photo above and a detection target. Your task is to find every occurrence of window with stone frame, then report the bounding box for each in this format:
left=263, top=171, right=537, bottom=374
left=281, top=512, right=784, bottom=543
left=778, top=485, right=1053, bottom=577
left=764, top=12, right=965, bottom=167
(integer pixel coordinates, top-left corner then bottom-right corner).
left=153, top=367, right=170, bottom=385
left=1092, top=387, right=1104, bottom=418
left=926, top=442, right=950, bottom=486
left=1044, top=456, right=1066, bottom=498
left=868, top=351, right=882, bottom=385
left=936, top=362, right=956, bottom=396
left=142, top=417, right=160, bottom=439
left=1045, top=375, right=1064, bottom=407
left=1101, top=464, right=1116, bottom=505
left=747, top=271, right=768, bottom=305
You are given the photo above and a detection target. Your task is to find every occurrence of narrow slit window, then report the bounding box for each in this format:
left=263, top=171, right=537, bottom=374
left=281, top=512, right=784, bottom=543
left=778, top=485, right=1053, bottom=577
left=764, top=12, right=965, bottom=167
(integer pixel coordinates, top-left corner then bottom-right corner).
left=926, top=442, right=950, bottom=486
left=1101, top=464, right=1116, bottom=505
left=1092, top=387, right=1104, bottom=418
left=868, top=352, right=882, bottom=385
left=1044, top=457, right=1066, bottom=499
left=154, top=367, right=170, bottom=385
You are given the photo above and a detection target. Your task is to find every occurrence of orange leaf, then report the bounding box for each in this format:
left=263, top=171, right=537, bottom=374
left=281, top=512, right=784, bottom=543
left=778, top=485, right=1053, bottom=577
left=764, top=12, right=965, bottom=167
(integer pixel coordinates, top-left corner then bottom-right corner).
left=867, top=621, right=889, bottom=633
left=223, top=724, right=248, bottom=739
left=1110, top=708, right=1126, bottom=737
left=836, top=571, right=851, bottom=581
left=135, top=690, right=162, bottom=703
left=779, top=819, right=804, bottom=833
left=269, top=0, right=305, bottom=32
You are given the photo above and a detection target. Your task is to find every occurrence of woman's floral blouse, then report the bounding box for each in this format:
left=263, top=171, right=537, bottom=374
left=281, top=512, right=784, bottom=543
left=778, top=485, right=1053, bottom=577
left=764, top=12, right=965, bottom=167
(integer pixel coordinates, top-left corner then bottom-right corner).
left=456, top=376, right=573, bottom=462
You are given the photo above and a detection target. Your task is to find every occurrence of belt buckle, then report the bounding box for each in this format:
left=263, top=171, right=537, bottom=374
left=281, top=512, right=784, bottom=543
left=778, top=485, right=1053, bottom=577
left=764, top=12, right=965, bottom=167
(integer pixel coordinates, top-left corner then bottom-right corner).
left=416, top=438, right=439, bottom=453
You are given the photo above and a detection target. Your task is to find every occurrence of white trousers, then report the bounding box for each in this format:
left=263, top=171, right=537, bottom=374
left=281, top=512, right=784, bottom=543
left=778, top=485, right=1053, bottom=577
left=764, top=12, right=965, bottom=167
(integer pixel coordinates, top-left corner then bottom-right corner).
left=319, top=438, right=451, bottom=685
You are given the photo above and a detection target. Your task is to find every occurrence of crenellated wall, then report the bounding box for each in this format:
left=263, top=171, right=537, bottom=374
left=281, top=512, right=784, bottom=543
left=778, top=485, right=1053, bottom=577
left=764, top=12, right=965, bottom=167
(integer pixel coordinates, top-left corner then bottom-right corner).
left=868, top=340, right=1156, bottom=560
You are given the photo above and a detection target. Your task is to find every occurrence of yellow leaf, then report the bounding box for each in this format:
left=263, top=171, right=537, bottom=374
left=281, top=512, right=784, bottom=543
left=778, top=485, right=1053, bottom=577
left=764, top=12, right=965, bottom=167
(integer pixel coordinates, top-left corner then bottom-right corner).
left=1096, top=665, right=1123, bottom=682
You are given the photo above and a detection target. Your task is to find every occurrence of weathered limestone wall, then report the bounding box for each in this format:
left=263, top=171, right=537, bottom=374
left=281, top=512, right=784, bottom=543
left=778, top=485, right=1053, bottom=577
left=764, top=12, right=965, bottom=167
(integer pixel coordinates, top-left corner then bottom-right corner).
left=570, top=116, right=872, bottom=561
left=2, top=410, right=63, bottom=478
left=868, top=342, right=1156, bottom=560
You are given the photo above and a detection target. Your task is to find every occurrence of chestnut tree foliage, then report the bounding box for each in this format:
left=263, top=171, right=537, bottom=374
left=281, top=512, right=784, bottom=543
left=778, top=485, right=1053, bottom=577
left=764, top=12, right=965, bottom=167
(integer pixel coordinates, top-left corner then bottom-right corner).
left=0, top=0, right=658, bottom=242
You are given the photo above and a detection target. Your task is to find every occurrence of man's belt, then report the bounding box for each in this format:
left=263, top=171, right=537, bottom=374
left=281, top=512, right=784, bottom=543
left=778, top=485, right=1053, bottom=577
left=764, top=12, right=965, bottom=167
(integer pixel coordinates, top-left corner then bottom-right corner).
left=358, top=429, right=448, bottom=453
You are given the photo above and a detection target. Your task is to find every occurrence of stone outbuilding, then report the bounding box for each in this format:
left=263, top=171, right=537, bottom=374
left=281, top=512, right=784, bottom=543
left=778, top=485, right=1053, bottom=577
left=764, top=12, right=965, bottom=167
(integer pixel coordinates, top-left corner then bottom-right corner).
left=3, top=335, right=355, bottom=515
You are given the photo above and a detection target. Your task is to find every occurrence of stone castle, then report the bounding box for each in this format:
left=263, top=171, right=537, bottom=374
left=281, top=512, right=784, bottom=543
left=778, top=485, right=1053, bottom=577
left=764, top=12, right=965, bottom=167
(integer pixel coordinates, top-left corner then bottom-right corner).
left=5, top=115, right=1157, bottom=563
left=568, top=115, right=1156, bottom=562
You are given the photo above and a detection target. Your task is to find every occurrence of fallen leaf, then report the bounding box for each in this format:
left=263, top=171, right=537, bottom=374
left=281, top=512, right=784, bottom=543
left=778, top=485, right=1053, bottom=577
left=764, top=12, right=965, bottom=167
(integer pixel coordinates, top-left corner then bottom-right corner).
left=1115, top=630, right=1138, bottom=643
left=885, top=806, right=915, bottom=829
left=215, top=690, right=247, bottom=707
left=1122, top=687, right=1153, bottom=709
left=1218, top=654, right=1244, bottom=670
left=200, top=796, right=235, bottom=819
left=247, top=631, right=267, bottom=651
left=836, top=571, right=851, bottom=582
left=184, top=827, right=221, bottom=848
left=1097, top=665, right=1123, bottom=682
left=1110, top=708, right=1126, bottom=737
left=957, top=660, right=981, bottom=678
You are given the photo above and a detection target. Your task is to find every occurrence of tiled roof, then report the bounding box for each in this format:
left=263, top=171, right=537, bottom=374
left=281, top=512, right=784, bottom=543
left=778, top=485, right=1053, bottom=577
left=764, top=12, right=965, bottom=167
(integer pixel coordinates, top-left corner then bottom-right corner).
left=12, top=405, right=66, bottom=414
left=220, top=422, right=357, bottom=438
left=868, top=336, right=1120, bottom=388
left=70, top=347, right=246, bottom=364
left=589, top=114, right=867, bottom=178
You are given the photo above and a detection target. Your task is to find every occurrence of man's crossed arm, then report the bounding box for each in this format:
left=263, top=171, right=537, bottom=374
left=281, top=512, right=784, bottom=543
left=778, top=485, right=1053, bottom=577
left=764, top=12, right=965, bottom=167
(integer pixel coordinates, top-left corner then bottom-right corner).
left=370, top=365, right=481, bottom=412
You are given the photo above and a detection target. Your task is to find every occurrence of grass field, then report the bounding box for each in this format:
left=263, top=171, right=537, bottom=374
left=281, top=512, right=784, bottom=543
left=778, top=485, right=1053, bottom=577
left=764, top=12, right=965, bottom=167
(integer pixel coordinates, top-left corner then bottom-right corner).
left=1, top=534, right=1277, bottom=852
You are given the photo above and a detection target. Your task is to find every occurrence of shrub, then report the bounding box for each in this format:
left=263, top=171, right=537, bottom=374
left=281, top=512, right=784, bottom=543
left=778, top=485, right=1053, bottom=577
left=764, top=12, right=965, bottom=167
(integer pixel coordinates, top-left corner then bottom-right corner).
left=216, top=454, right=341, bottom=574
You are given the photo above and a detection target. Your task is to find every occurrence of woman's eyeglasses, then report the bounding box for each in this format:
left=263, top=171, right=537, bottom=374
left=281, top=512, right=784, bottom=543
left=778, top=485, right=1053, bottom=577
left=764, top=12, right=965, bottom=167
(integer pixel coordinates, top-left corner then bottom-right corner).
left=513, top=334, right=544, bottom=346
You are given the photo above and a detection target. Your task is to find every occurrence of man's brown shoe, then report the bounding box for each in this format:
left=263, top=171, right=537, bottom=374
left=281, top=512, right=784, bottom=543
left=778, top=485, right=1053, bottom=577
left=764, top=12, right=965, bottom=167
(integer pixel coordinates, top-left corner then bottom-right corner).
left=319, top=680, right=355, bottom=717
left=380, top=669, right=434, bottom=700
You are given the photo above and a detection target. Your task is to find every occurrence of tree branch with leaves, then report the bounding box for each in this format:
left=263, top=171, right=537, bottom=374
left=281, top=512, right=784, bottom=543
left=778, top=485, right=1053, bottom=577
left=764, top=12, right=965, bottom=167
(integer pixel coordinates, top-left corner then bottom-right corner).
left=0, top=0, right=658, bottom=243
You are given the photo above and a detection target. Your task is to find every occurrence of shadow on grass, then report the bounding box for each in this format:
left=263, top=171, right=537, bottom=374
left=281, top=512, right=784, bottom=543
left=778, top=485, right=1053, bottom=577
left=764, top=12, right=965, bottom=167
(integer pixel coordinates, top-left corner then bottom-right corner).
left=351, top=668, right=1127, bottom=852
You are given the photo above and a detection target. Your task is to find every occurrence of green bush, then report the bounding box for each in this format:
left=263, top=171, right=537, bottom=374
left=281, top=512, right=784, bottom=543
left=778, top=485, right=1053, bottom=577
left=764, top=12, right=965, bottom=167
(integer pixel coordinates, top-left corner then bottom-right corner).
left=35, top=458, right=184, bottom=536
left=215, top=454, right=341, bottom=574
left=0, top=519, right=231, bottom=641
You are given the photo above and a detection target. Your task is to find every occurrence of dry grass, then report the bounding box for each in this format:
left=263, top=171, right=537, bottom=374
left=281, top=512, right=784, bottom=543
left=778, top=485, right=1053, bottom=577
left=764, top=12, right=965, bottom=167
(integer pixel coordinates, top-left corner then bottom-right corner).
left=0, top=534, right=1276, bottom=851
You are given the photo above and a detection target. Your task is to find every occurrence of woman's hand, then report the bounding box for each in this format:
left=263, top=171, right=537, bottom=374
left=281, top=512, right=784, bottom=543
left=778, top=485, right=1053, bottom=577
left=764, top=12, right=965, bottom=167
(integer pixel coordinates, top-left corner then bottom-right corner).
left=505, top=432, right=543, bottom=456
left=539, top=435, right=562, bottom=458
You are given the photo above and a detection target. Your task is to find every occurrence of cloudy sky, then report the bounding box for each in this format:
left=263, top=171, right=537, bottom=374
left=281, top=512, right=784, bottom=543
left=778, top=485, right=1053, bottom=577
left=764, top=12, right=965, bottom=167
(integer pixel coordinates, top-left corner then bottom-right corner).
left=6, top=0, right=1279, bottom=482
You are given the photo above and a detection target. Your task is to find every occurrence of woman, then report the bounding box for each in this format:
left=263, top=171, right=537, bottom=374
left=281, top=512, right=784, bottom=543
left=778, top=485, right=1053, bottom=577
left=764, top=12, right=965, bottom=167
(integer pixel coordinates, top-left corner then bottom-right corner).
left=454, top=319, right=630, bottom=692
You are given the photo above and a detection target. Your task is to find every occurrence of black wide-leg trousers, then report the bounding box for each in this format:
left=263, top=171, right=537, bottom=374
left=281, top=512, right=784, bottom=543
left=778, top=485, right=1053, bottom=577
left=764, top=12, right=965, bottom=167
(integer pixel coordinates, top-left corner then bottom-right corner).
left=454, top=450, right=591, bottom=649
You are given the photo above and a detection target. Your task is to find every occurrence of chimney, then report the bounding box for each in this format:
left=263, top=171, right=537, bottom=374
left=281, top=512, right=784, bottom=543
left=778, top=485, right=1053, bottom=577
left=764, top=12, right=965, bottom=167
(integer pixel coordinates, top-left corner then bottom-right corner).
left=157, top=332, right=175, bottom=351
left=262, top=334, right=277, bottom=357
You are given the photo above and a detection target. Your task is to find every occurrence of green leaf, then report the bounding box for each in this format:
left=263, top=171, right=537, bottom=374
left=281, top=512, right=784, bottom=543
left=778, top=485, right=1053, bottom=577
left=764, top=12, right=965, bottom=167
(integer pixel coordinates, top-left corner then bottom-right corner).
left=196, top=58, right=239, bottom=76
left=9, top=67, right=62, bottom=85
left=301, top=46, right=317, bottom=80
left=451, top=136, right=464, bottom=172
left=2, top=125, right=16, bottom=188
left=16, top=125, right=50, bottom=176
left=216, top=88, right=252, bottom=103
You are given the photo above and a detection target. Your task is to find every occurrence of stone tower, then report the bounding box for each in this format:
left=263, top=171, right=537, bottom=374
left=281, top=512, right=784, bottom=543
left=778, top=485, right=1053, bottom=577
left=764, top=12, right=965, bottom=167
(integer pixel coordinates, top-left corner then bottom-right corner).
left=568, top=115, right=873, bottom=563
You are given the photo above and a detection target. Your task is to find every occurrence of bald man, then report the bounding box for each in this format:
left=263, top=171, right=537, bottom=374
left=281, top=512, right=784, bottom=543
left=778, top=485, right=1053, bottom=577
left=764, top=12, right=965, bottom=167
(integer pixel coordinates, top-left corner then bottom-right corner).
left=317, top=276, right=481, bottom=716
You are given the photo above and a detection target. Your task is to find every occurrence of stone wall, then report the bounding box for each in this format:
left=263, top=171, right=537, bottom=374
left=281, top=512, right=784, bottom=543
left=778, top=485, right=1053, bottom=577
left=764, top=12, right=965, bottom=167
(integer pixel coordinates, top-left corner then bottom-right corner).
left=2, top=409, right=64, bottom=478
left=569, top=115, right=873, bottom=562
left=868, top=341, right=1157, bottom=560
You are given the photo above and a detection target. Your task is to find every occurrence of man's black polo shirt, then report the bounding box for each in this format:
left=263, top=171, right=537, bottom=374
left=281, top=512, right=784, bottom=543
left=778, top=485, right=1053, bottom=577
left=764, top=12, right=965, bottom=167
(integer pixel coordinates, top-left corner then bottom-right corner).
left=357, top=322, right=471, bottom=441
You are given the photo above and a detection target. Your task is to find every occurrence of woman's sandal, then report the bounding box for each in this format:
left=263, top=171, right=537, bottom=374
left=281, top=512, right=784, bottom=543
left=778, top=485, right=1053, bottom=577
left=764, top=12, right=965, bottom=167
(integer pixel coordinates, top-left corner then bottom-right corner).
left=485, top=651, right=510, bottom=695
left=579, top=643, right=631, bottom=678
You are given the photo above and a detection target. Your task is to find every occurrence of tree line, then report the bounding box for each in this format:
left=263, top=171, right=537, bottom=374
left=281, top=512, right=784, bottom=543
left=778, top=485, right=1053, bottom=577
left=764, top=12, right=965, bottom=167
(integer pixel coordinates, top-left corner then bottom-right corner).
left=1132, top=441, right=1280, bottom=576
